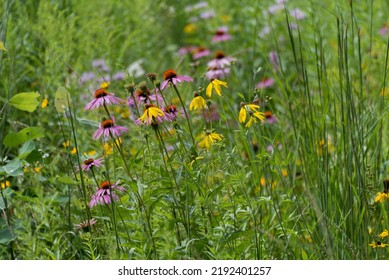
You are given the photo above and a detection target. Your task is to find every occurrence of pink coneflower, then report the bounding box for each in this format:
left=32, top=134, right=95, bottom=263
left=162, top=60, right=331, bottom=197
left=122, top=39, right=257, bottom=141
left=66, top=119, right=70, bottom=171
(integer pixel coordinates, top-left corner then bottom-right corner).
left=192, top=46, right=211, bottom=60
left=206, top=67, right=231, bottom=80
left=160, top=69, right=193, bottom=90
left=212, top=27, right=232, bottom=43
left=75, top=218, right=97, bottom=231
left=163, top=104, right=185, bottom=122
left=264, top=111, right=278, bottom=124
left=290, top=8, right=306, bottom=20
left=256, top=77, right=274, bottom=89
left=93, top=117, right=128, bottom=140
left=82, top=157, right=103, bottom=171
left=178, top=46, right=195, bottom=56
left=207, top=51, right=234, bottom=69
left=89, top=181, right=125, bottom=208
left=84, top=88, right=125, bottom=111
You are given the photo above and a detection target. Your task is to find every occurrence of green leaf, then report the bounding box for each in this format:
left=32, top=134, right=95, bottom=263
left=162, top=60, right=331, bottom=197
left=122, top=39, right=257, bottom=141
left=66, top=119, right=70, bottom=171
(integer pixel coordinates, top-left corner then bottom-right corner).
left=18, top=140, right=36, bottom=159
left=55, top=86, right=71, bottom=113
left=57, top=176, right=78, bottom=185
left=0, top=41, right=7, bottom=52
left=301, top=249, right=308, bottom=260
left=0, top=159, right=23, bottom=177
left=25, top=150, right=43, bottom=163
left=3, top=127, right=45, bottom=148
left=9, top=92, right=40, bottom=112
left=0, top=228, right=14, bottom=245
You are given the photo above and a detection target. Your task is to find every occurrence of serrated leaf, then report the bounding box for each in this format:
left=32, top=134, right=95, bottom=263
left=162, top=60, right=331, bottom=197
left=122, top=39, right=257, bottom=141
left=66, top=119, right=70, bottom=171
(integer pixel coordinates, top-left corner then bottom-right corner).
left=3, top=127, right=45, bottom=148
left=0, top=159, right=23, bottom=177
left=9, top=92, right=40, bottom=112
left=55, top=86, right=70, bottom=113
left=0, top=41, right=7, bottom=52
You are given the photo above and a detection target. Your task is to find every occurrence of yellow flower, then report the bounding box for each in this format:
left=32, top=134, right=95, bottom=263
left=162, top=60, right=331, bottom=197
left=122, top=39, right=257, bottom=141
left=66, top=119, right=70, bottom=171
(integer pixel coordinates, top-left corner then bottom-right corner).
left=138, top=105, right=164, bottom=124
left=239, top=104, right=261, bottom=123
left=198, top=131, right=223, bottom=150
left=245, top=111, right=265, bottom=128
left=87, top=150, right=97, bottom=156
left=189, top=96, right=206, bottom=111
left=368, top=227, right=373, bottom=235
left=34, top=166, right=42, bottom=173
left=71, top=147, right=77, bottom=155
left=281, top=169, right=288, bottom=177
left=104, top=143, right=113, bottom=155
left=100, top=81, right=110, bottom=89
left=375, top=192, right=389, bottom=203
left=62, top=140, right=71, bottom=148
left=369, top=241, right=389, bottom=248
left=206, top=79, right=228, bottom=97
left=1, top=180, right=11, bottom=189
left=183, top=23, right=197, bottom=34
left=41, top=98, right=49, bottom=109
left=379, top=230, right=389, bottom=239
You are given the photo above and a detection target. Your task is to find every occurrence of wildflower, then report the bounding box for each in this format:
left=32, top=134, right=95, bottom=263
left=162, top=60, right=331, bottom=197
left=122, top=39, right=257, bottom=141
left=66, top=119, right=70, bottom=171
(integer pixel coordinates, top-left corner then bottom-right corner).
left=281, top=169, right=288, bottom=177
left=207, top=51, right=234, bottom=69
left=84, top=88, right=124, bottom=111
left=374, top=192, right=389, bottom=203
left=189, top=95, right=207, bottom=111
left=192, top=46, right=211, bottom=60
left=163, top=104, right=185, bottom=122
left=112, top=71, right=126, bottom=81
left=160, top=69, right=193, bottom=90
left=239, top=103, right=265, bottom=127
left=206, top=79, right=228, bottom=97
left=70, top=147, right=77, bottom=155
left=206, top=67, right=231, bottom=80
left=264, top=110, right=278, bottom=124
left=62, top=140, right=71, bottom=148
left=87, top=150, right=97, bottom=156
left=75, top=218, right=97, bottom=231
left=41, top=98, right=49, bottom=109
left=212, top=27, right=232, bottom=43
left=93, top=117, right=128, bottom=140
left=200, top=10, right=215, bottom=19
left=89, top=181, right=125, bottom=208
left=198, top=131, right=223, bottom=150
left=259, top=26, right=270, bottom=38
left=34, top=166, right=42, bottom=173
left=104, top=143, right=113, bottom=155
left=137, top=105, right=164, bottom=125
left=1, top=180, right=11, bottom=189
left=92, top=58, right=110, bottom=72
left=127, top=59, right=145, bottom=78
left=290, top=8, right=306, bottom=20
left=369, top=241, right=389, bottom=248
left=379, top=24, right=389, bottom=37
left=379, top=230, right=389, bottom=239
left=80, top=72, right=96, bottom=84
left=256, top=77, right=274, bottom=89
left=100, top=81, right=110, bottom=89
left=184, top=23, right=197, bottom=33
left=82, top=157, right=103, bottom=171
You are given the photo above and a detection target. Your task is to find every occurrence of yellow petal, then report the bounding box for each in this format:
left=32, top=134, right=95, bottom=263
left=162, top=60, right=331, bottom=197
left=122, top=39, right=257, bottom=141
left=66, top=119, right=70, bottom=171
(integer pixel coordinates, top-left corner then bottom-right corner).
left=206, top=82, right=213, bottom=97
left=239, top=107, right=246, bottom=123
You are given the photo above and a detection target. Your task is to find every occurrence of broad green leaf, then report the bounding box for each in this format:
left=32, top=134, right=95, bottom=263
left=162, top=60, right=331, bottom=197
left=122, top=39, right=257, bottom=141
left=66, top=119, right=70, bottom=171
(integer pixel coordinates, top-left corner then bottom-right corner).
left=0, top=41, right=7, bottom=52
left=9, top=92, right=40, bottom=112
left=55, top=86, right=70, bottom=113
left=0, top=159, right=23, bottom=177
left=0, top=228, right=14, bottom=245
left=57, top=176, right=78, bottom=185
left=3, top=127, right=45, bottom=148
left=25, top=150, right=43, bottom=163
left=18, top=140, right=36, bottom=159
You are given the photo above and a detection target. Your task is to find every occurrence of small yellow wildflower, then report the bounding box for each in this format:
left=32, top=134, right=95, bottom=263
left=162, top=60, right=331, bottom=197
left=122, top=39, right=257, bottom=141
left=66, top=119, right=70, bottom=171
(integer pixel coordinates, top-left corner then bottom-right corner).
left=71, top=147, right=77, bottom=155
left=206, top=79, right=228, bottom=97
left=138, top=105, right=164, bottom=125
left=62, top=140, right=71, bottom=148
left=239, top=103, right=264, bottom=127
left=369, top=241, right=389, bottom=248
left=1, top=180, right=11, bottom=189
left=34, top=166, right=42, bottom=173
left=100, top=81, right=110, bottom=89
left=375, top=192, right=389, bottom=203
left=183, top=23, right=197, bottom=34
left=245, top=111, right=265, bottom=128
left=379, top=230, right=389, bottom=239
left=87, top=150, right=97, bottom=156
left=41, top=98, right=49, bottom=109
left=189, top=96, right=207, bottom=111
left=104, top=143, right=113, bottom=155
left=260, top=177, right=266, bottom=187
left=281, top=169, right=288, bottom=177
left=198, top=131, right=223, bottom=150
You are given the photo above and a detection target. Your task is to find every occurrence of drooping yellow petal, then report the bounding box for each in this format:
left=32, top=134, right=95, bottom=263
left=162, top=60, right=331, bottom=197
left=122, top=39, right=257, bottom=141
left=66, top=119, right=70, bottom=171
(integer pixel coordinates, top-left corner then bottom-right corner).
left=247, top=104, right=260, bottom=111
left=379, top=230, right=389, bottom=239
left=206, top=82, right=213, bottom=97
left=190, top=96, right=206, bottom=111
left=253, top=111, right=265, bottom=122
left=239, top=107, right=246, bottom=123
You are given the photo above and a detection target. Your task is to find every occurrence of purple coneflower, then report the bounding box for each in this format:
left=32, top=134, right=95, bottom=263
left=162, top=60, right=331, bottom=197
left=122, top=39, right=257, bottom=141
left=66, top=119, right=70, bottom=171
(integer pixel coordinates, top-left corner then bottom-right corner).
left=206, top=67, right=230, bottom=80
left=84, top=88, right=124, bottom=111
left=160, top=69, right=193, bottom=90
left=163, top=105, right=185, bottom=122
left=207, top=51, right=234, bottom=69
left=264, top=111, right=278, bottom=124
left=82, top=157, right=103, bottom=171
left=93, top=117, right=128, bottom=140
left=75, top=218, right=97, bottom=231
left=89, top=181, right=125, bottom=208
left=212, top=27, right=232, bottom=43
left=256, top=77, right=274, bottom=89
left=192, top=46, right=211, bottom=60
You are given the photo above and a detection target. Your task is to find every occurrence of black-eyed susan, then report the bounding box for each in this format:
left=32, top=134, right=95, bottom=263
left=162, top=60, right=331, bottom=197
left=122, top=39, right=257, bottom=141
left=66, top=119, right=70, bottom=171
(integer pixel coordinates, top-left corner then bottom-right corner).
left=206, top=79, right=228, bottom=97
left=137, top=104, right=165, bottom=125
left=189, top=95, right=207, bottom=111
left=369, top=241, right=389, bottom=248
left=198, top=131, right=223, bottom=150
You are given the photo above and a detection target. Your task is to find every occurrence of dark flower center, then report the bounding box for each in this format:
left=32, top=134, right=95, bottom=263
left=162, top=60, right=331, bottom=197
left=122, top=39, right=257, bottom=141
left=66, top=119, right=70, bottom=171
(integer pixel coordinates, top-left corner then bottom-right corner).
left=145, top=104, right=157, bottom=110
left=215, top=30, right=226, bottom=36
left=83, top=158, right=94, bottom=165
left=264, top=111, right=273, bottom=119
left=101, top=119, right=114, bottom=128
left=163, top=69, right=177, bottom=80
left=94, top=88, right=109, bottom=99
left=100, top=181, right=112, bottom=189
left=214, top=51, right=225, bottom=59
left=164, top=105, right=177, bottom=113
